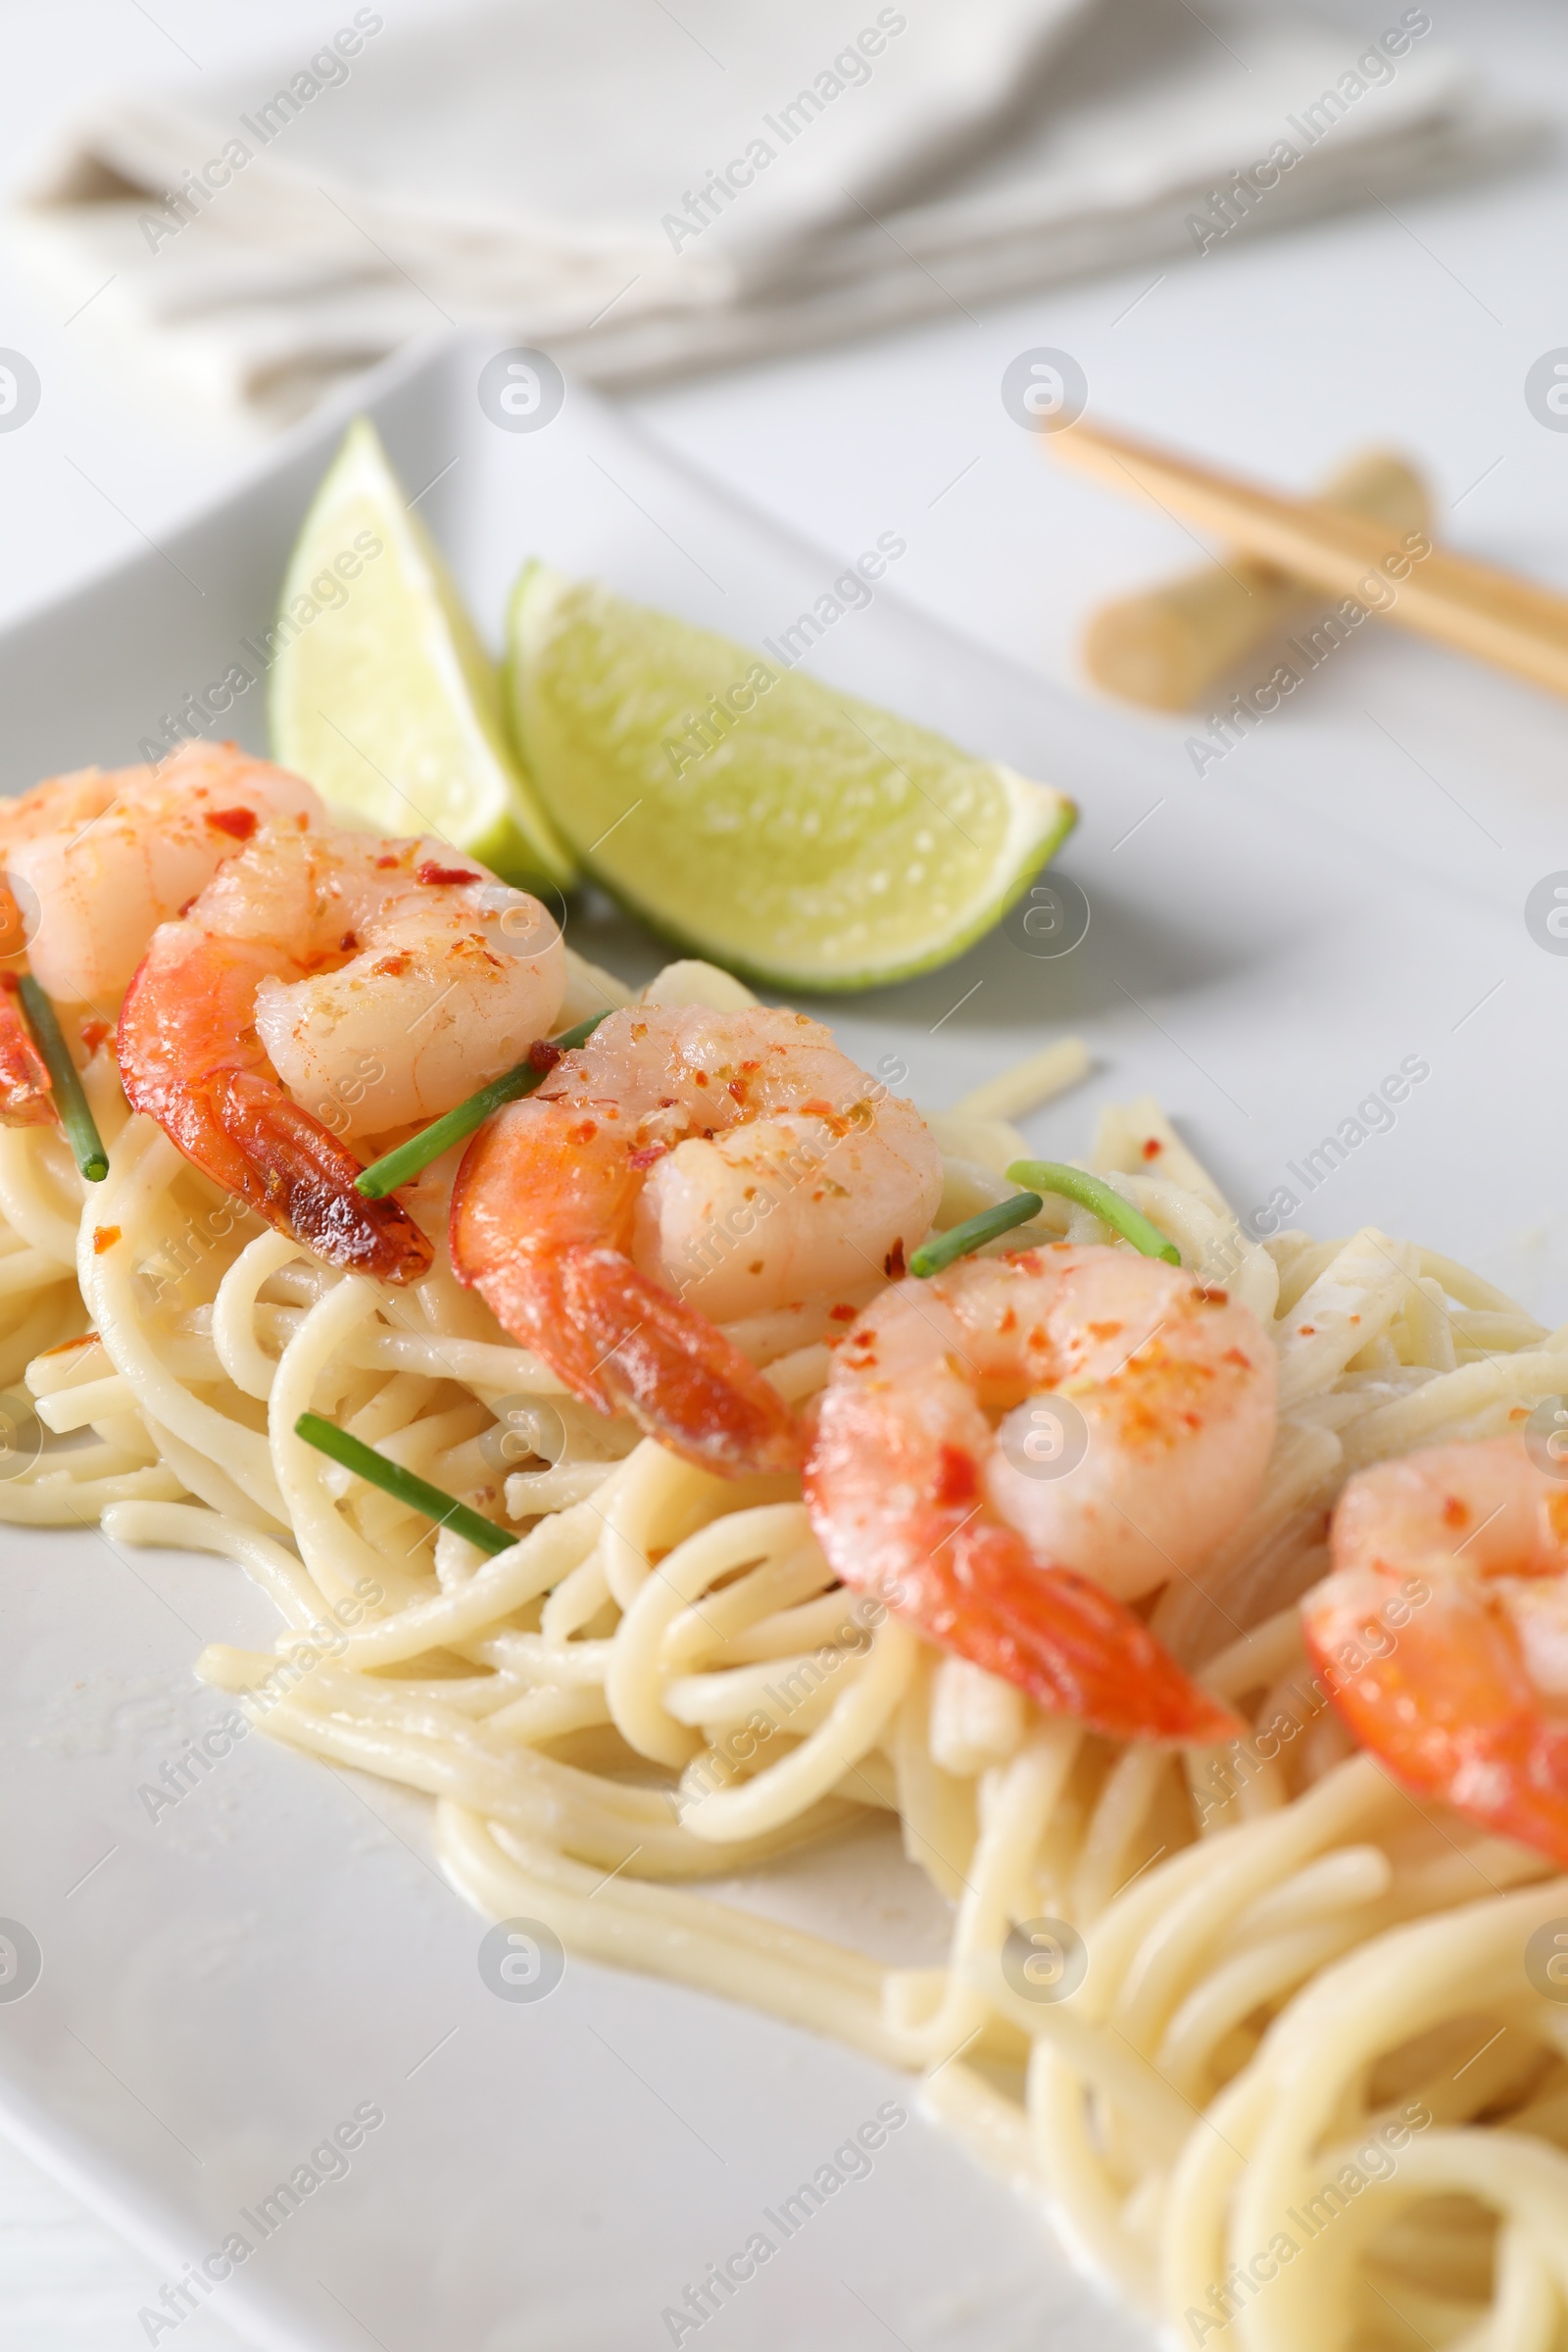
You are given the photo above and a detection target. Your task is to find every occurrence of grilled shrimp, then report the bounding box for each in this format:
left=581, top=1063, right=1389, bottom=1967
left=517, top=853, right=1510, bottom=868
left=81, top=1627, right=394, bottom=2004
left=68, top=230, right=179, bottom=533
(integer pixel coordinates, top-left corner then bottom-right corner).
left=0, top=740, right=322, bottom=1007
left=1303, top=1434, right=1568, bottom=1864
left=804, top=1246, right=1276, bottom=1740
left=450, top=1003, right=943, bottom=1476
left=0, top=740, right=324, bottom=1129
left=118, top=827, right=565, bottom=1283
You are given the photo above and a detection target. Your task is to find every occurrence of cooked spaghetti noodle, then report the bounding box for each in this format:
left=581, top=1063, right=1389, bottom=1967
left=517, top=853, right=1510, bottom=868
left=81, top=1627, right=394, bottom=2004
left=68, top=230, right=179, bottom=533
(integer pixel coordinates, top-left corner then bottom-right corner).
left=7, top=962, right=1568, bottom=2352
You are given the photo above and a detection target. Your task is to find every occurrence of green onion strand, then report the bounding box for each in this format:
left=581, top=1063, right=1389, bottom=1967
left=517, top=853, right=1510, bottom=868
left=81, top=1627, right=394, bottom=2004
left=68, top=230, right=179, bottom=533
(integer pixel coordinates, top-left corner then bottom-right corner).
left=354, top=1010, right=609, bottom=1199
left=1004, top=1159, right=1181, bottom=1264
left=909, top=1192, right=1043, bottom=1278
left=18, top=977, right=108, bottom=1182
left=293, top=1411, right=515, bottom=1555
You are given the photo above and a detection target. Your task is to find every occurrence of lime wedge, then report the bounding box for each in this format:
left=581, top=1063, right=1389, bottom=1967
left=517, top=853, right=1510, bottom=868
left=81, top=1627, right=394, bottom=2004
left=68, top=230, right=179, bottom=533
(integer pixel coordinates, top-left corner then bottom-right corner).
left=270, top=421, right=576, bottom=892
left=504, top=564, right=1076, bottom=992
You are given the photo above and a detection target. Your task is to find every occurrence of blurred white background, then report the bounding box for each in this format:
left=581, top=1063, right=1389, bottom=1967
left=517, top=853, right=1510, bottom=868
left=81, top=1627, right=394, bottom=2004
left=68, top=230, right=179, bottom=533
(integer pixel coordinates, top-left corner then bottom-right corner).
left=1, top=0, right=1566, bottom=2340
left=0, top=1, right=1564, bottom=688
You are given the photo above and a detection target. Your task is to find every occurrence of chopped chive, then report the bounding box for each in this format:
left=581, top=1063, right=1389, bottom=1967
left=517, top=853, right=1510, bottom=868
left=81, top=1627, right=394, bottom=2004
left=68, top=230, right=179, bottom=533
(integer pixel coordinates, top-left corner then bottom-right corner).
left=354, top=1010, right=610, bottom=1199
left=294, top=1411, right=515, bottom=1555
left=1004, top=1159, right=1181, bottom=1265
left=910, top=1191, right=1042, bottom=1278
left=18, top=977, right=108, bottom=1182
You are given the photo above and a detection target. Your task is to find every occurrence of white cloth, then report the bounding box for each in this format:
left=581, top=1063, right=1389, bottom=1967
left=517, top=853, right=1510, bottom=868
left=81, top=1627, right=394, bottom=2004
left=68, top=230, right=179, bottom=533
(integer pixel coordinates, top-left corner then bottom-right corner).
left=7, top=0, right=1524, bottom=423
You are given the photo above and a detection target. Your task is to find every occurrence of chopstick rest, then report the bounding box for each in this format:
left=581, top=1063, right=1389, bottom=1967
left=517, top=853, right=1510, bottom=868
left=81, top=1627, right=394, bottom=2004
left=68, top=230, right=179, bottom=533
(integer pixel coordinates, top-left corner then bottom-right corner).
left=1054, top=418, right=1568, bottom=703
left=1081, top=448, right=1429, bottom=710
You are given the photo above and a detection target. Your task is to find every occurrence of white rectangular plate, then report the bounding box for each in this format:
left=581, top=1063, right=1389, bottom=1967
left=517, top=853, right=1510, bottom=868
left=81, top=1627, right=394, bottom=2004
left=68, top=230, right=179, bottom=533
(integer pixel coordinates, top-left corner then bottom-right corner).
left=0, top=335, right=1552, bottom=2352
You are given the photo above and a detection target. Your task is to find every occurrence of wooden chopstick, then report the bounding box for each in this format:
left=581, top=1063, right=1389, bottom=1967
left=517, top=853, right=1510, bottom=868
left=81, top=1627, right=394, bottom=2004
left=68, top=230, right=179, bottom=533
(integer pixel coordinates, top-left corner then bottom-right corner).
left=1051, top=417, right=1568, bottom=702
left=1081, top=448, right=1429, bottom=710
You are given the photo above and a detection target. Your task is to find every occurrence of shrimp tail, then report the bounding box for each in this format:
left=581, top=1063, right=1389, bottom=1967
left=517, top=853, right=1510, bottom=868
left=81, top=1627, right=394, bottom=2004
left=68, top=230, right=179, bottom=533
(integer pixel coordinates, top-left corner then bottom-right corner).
left=1304, top=1581, right=1568, bottom=1867
left=948, top=1525, right=1242, bottom=1743
left=125, top=1059, right=431, bottom=1283
left=120, top=924, right=432, bottom=1283
left=0, top=990, right=55, bottom=1127
left=808, top=1458, right=1241, bottom=1740
left=470, top=1242, right=800, bottom=1478
left=876, top=1518, right=1237, bottom=1744
left=209, top=1072, right=433, bottom=1282
left=806, top=1420, right=1241, bottom=1744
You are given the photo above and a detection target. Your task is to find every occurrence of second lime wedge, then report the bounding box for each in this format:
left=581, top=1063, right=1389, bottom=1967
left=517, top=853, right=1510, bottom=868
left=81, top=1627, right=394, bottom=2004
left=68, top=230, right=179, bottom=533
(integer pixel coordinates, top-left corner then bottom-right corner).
left=269, top=421, right=576, bottom=892
left=504, top=564, right=1076, bottom=991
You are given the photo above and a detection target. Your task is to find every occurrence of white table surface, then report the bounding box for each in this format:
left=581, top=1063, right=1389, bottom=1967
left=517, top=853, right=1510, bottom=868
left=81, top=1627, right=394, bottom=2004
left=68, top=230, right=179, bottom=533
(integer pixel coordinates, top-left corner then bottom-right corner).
left=0, top=1, right=1565, bottom=2343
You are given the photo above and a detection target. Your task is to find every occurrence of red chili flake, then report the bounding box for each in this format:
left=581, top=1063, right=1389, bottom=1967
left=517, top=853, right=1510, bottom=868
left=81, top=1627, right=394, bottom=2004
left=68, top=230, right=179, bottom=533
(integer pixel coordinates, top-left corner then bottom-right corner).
left=569, top=1120, right=597, bottom=1146
left=998, top=1306, right=1017, bottom=1334
left=206, top=807, right=257, bottom=839
left=370, top=953, right=411, bottom=979
left=92, top=1225, right=121, bottom=1255
left=0, top=972, right=17, bottom=997
left=1087, top=1319, right=1125, bottom=1339
left=1142, top=1137, right=1163, bottom=1159
left=339, top=931, right=359, bottom=954
left=375, top=854, right=400, bottom=869
left=933, top=1444, right=978, bottom=1505
left=626, top=1143, right=667, bottom=1171
left=416, top=860, right=479, bottom=887
left=1197, top=1288, right=1228, bottom=1306
left=693, top=1071, right=710, bottom=1087
left=79, top=1019, right=110, bottom=1052
left=1222, top=1347, right=1252, bottom=1368
left=828, top=1303, right=858, bottom=1322
left=883, top=1239, right=906, bottom=1280
left=1442, top=1495, right=1469, bottom=1529
left=748, top=1259, right=763, bottom=1275
left=1298, top=1324, right=1316, bottom=1336
left=728, top=1081, right=747, bottom=1103
left=526, top=1038, right=562, bottom=1074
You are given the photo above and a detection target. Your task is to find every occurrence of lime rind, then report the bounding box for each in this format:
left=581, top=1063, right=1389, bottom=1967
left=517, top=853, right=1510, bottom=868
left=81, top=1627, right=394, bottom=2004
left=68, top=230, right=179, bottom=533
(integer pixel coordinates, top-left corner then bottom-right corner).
left=270, top=421, right=576, bottom=891
left=504, top=562, right=1076, bottom=992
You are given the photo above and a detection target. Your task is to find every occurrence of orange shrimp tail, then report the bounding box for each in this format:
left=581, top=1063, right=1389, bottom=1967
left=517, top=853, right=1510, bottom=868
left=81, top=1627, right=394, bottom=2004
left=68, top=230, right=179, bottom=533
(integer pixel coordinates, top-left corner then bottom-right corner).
left=120, top=928, right=431, bottom=1283
left=1303, top=1586, right=1568, bottom=1868
left=805, top=1412, right=1240, bottom=1744
left=208, top=1071, right=432, bottom=1282
left=0, top=990, right=55, bottom=1127
left=946, top=1527, right=1242, bottom=1744
left=470, top=1242, right=800, bottom=1478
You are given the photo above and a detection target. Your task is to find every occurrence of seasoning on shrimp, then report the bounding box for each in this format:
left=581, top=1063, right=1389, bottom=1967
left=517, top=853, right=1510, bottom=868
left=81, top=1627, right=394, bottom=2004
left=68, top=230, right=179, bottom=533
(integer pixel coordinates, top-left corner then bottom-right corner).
left=450, top=1002, right=944, bottom=1477
left=117, top=825, right=566, bottom=1284
left=805, top=1244, right=1276, bottom=1740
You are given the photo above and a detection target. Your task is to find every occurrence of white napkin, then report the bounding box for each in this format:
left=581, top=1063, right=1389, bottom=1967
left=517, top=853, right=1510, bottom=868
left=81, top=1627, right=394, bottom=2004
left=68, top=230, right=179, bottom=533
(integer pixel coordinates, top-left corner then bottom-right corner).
left=9, top=0, right=1523, bottom=423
